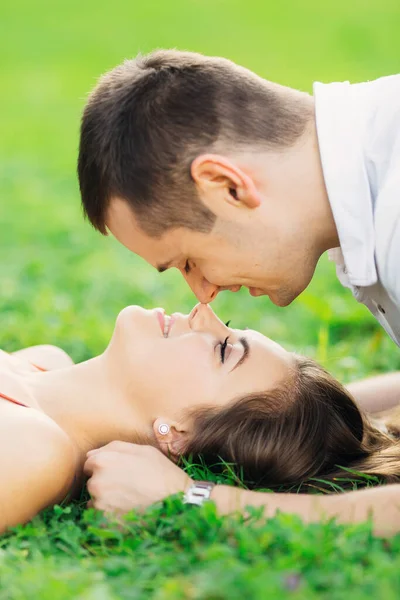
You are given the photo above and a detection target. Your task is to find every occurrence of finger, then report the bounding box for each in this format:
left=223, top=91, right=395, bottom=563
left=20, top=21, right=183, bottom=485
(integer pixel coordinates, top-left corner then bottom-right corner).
left=83, top=454, right=99, bottom=476
left=90, top=499, right=118, bottom=516
left=86, top=449, right=99, bottom=457
left=84, top=451, right=114, bottom=475
left=86, top=476, right=100, bottom=498
left=86, top=444, right=115, bottom=458
left=86, top=444, right=110, bottom=458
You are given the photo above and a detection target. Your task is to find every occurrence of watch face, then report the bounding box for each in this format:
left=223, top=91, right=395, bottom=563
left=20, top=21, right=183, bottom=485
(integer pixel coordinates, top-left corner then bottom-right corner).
left=184, top=481, right=215, bottom=505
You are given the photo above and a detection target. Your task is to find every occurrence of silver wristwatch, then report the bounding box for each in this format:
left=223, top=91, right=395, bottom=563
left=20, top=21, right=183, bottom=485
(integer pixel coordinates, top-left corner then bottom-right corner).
left=183, top=481, right=215, bottom=506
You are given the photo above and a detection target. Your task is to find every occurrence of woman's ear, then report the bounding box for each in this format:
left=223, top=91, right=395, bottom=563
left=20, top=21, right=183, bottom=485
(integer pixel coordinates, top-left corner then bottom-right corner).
left=153, top=418, right=190, bottom=460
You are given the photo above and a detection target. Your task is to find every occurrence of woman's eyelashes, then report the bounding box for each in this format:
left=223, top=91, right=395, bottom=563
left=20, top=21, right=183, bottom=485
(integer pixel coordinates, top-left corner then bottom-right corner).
left=220, top=336, right=230, bottom=363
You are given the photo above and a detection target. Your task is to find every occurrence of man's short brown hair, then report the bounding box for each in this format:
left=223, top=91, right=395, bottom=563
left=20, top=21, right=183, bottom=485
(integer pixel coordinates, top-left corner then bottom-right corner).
left=78, top=50, right=311, bottom=237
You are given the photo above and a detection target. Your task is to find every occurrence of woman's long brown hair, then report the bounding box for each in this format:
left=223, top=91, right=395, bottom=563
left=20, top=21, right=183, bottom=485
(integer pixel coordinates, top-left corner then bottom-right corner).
left=183, top=356, right=400, bottom=491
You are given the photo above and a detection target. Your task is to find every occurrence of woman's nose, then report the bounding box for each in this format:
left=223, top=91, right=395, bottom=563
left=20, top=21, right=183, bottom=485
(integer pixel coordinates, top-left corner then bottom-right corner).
left=189, top=303, right=228, bottom=335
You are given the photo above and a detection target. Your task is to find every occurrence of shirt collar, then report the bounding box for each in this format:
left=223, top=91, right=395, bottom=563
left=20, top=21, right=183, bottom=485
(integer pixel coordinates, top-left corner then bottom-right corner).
left=314, top=80, right=377, bottom=287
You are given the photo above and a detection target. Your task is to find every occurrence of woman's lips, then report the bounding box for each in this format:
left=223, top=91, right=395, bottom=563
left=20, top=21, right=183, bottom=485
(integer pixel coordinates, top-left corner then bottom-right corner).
left=156, top=309, right=165, bottom=334
left=155, top=309, right=175, bottom=337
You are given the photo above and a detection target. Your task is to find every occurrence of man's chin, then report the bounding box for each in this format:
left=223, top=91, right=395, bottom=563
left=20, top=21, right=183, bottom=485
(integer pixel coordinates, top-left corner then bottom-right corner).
left=248, top=286, right=300, bottom=306
left=268, top=289, right=298, bottom=307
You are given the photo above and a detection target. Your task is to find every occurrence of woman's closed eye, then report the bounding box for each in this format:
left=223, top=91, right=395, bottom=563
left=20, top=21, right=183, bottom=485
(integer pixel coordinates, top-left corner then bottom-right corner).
left=219, top=336, right=233, bottom=364
left=218, top=336, right=250, bottom=371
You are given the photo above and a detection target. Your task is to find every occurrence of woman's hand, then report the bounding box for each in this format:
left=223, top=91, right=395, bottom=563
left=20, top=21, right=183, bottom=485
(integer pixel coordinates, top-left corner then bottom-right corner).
left=83, top=442, right=192, bottom=515
left=84, top=443, right=400, bottom=536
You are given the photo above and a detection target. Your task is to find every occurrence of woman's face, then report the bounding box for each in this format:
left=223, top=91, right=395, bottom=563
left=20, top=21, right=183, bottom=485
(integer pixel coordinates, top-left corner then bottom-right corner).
left=107, top=303, right=294, bottom=423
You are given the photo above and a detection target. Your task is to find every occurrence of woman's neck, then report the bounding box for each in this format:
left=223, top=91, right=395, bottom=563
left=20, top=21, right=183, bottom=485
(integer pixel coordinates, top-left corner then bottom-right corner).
left=26, top=354, right=153, bottom=460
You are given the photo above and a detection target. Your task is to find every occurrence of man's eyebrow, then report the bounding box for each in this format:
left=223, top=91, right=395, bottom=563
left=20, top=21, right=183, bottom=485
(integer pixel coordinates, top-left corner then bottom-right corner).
left=157, top=260, right=173, bottom=273
left=231, top=337, right=250, bottom=372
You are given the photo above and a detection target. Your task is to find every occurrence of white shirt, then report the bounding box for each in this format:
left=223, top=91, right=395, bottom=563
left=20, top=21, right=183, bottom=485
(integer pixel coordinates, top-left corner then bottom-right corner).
left=314, top=75, right=400, bottom=346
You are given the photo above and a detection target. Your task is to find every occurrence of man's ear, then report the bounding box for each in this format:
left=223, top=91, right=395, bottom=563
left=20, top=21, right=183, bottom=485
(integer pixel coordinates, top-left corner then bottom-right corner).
left=190, top=154, right=262, bottom=216
left=153, top=418, right=190, bottom=460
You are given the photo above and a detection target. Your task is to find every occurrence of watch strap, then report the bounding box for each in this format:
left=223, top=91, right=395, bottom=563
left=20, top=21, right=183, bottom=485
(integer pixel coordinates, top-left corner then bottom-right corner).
left=183, top=480, right=215, bottom=506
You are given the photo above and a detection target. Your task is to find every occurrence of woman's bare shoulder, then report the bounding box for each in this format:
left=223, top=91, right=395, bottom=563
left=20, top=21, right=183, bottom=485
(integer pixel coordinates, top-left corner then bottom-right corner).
left=0, top=400, right=77, bottom=472
left=0, top=402, right=77, bottom=531
left=11, top=345, right=74, bottom=371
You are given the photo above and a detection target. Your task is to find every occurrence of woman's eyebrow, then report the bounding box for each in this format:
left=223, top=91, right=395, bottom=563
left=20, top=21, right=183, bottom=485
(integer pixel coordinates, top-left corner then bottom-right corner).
left=231, top=337, right=250, bottom=372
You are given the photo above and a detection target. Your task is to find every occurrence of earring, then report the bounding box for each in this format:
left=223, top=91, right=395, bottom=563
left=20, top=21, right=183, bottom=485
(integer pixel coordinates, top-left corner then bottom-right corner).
left=158, top=423, right=170, bottom=435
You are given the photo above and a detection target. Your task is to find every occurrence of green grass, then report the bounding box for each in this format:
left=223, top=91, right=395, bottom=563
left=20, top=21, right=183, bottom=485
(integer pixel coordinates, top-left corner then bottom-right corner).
left=1, top=0, right=400, bottom=597
left=3, top=500, right=400, bottom=600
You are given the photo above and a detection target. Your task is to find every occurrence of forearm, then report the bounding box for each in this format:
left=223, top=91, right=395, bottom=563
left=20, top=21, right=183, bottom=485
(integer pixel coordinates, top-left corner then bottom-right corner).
left=346, top=372, right=400, bottom=414
left=211, top=484, right=400, bottom=537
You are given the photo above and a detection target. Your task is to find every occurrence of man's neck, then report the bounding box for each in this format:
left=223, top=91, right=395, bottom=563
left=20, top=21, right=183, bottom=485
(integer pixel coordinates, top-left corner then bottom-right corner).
left=308, top=116, right=340, bottom=254
left=284, top=113, right=339, bottom=257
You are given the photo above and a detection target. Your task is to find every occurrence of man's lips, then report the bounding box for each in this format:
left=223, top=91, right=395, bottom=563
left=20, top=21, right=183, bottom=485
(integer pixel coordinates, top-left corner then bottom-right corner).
left=249, top=287, right=265, bottom=297
left=219, top=285, right=265, bottom=297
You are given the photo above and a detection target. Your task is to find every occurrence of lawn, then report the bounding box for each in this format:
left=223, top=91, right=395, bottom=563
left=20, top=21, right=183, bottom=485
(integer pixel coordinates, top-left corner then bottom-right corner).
left=1, top=0, right=400, bottom=597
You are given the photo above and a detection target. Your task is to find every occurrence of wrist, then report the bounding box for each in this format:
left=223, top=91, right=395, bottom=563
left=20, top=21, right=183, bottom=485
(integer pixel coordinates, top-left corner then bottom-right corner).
left=210, top=484, right=246, bottom=515
left=183, top=480, right=216, bottom=506
left=183, top=475, right=194, bottom=494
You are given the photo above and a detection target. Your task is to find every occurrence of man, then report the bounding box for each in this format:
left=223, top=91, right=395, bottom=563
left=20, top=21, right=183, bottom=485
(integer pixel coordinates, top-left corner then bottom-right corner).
left=79, top=50, right=400, bottom=534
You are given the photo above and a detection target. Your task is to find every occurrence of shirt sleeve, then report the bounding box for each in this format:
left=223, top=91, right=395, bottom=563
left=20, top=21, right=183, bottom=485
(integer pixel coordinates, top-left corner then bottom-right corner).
left=375, top=169, right=400, bottom=308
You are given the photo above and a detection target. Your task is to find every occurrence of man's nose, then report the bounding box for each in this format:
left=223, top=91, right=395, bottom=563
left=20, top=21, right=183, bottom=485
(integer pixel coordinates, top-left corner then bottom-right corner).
left=183, top=270, right=220, bottom=303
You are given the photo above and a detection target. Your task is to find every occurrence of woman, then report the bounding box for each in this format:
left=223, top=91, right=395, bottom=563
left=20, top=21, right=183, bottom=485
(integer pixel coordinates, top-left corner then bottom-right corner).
left=0, top=303, right=399, bottom=532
